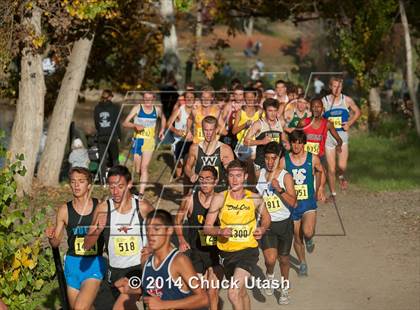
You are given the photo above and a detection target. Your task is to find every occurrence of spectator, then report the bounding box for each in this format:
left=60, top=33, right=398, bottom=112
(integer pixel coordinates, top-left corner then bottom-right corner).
left=93, top=89, right=121, bottom=184
left=68, top=138, right=90, bottom=169
left=314, top=76, right=325, bottom=95
left=256, top=58, right=264, bottom=71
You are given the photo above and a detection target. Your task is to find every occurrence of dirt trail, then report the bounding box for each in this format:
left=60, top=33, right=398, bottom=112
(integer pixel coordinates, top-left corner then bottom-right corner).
left=90, top=149, right=420, bottom=310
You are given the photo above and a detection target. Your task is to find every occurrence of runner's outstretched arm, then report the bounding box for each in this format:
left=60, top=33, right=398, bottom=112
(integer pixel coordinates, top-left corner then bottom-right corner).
left=143, top=254, right=209, bottom=309
left=313, top=155, right=326, bottom=202
left=45, top=204, right=67, bottom=248
left=184, top=144, right=198, bottom=183
left=175, top=195, right=192, bottom=252
left=84, top=201, right=107, bottom=250
left=343, top=97, right=361, bottom=131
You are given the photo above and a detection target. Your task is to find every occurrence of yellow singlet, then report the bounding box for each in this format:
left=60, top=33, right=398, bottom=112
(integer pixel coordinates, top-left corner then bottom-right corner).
left=217, top=190, right=258, bottom=252
left=236, top=109, right=260, bottom=143
left=193, top=105, right=219, bottom=144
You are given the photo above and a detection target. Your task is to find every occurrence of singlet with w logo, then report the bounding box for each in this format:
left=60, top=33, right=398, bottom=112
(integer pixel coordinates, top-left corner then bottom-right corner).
left=194, top=141, right=226, bottom=190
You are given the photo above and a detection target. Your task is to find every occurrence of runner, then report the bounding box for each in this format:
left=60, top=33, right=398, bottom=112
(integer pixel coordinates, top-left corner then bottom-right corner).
left=274, top=80, right=288, bottom=106
left=256, top=142, right=296, bottom=304
left=244, top=98, right=288, bottom=171
left=123, top=91, right=166, bottom=196
left=299, top=98, right=343, bottom=169
left=204, top=159, right=271, bottom=310
left=322, top=77, right=361, bottom=195
left=284, top=98, right=312, bottom=133
left=115, top=210, right=209, bottom=309
left=84, top=165, right=154, bottom=310
left=232, top=87, right=261, bottom=162
left=278, top=130, right=326, bottom=276
left=187, top=86, right=226, bottom=145
left=175, top=166, right=224, bottom=310
left=184, top=115, right=234, bottom=192
left=221, top=85, right=245, bottom=147
left=46, top=167, right=105, bottom=310
left=167, top=90, right=194, bottom=180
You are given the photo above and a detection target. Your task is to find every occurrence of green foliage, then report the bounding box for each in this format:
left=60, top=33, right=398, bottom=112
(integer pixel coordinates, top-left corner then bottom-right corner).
left=0, top=131, right=55, bottom=309
left=328, top=0, right=398, bottom=90
left=174, top=0, right=194, bottom=12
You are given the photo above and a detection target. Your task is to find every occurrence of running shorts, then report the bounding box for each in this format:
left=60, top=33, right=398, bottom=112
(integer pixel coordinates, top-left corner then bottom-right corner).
left=219, top=247, right=259, bottom=279
left=173, top=140, right=192, bottom=161
left=189, top=248, right=220, bottom=274
left=107, top=264, right=142, bottom=299
left=64, top=255, right=106, bottom=290
left=325, top=131, right=348, bottom=149
left=291, top=200, right=317, bottom=221
left=131, top=138, right=155, bottom=155
left=260, top=217, right=294, bottom=256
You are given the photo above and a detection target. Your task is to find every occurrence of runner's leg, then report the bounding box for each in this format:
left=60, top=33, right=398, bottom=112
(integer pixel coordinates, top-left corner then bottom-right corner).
left=139, top=151, right=153, bottom=195
left=73, top=278, right=102, bottom=310
left=337, top=144, right=349, bottom=190
left=67, top=287, right=79, bottom=309
left=302, top=211, right=317, bottom=241
left=263, top=248, right=278, bottom=276
left=228, top=267, right=251, bottom=310
left=293, top=220, right=305, bottom=264
left=325, top=146, right=337, bottom=196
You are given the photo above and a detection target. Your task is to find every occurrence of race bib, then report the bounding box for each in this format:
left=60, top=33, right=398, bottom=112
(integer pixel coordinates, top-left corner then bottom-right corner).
left=263, top=195, right=284, bottom=213
left=229, top=225, right=251, bottom=242
left=304, top=142, right=320, bottom=155
left=196, top=128, right=205, bottom=141
left=198, top=230, right=217, bottom=247
left=295, top=184, right=309, bottom=200
left=271, top=136, right=280, bottom=143
left=74, top=237, right=97, bottom=256
left=329, top=116, right=342, bottom=129
left=137, top=127, right=154, bottom=139
left=114, top=236, right=140, bottom=256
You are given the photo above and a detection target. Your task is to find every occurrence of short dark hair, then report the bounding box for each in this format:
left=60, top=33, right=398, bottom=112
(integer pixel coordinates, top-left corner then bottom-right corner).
left=202, top=115, right=218, bottom=127
left=264, top=141, right=283, bottom=158
left=244, top=86, right=256, bottom=94
left=286, top=83, right=298, bottom=95
left=146, top=209, right=174, bottom=227
left=101, top=89, right=113, bottom=101
left=107, top=165, right=132, bottom=183
left=289, top=130, right=307, bottom=144
left=233, top=84, right=244, bottom=91
left=69, top=167, right=92, bottom=184
left=226, top=159, right=247, bottom=172
left=263, top=98, right=279, bottom=110
left=275, top=80, right=286, bottom=86
left=310, top=98, right=323, bottom=109
left=200, top=165, right=218, bottom=179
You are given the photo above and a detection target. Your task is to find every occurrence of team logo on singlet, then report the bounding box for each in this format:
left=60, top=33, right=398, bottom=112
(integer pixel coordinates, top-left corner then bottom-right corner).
left=292, top=168, right=307, bottom=185
left=201, top=155, right=218, bottom=166
left=117, top=226, right=133, bottom=234
left=227, top=203, right=250, bottom=215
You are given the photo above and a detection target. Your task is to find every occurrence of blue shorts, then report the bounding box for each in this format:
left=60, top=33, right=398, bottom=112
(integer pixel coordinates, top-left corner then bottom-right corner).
left=291, top=200, right=317, bottom=221
left=64, top=255, right=106, bottom=290
left=131, top=138, right=155, bottom=155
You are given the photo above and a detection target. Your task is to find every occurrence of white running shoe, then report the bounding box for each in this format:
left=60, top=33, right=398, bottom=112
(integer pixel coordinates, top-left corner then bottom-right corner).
left=279, top=288, right=290, bottom=305
left=265, top=274, right=275, bottom=296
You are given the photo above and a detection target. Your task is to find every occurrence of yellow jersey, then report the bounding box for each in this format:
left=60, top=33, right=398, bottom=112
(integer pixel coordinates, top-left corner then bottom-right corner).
left=193, top=105, right=219, bottom=144
left=236, top=109, right=260, bottom=143
left=217, top=190, right=258, bottom=252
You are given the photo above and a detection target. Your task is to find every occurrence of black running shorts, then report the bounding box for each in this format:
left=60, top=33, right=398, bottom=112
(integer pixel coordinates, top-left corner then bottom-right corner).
left=219, top=247, right=259, bottom=279
left=260, top=217, right=293, bottom=256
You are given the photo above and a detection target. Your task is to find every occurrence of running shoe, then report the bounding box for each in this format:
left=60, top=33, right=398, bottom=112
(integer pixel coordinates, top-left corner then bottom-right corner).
left=278, top=288, right=290, bottom=305
left=305, top=238, right=315, bottom=253
left=265, top=274, right=275, bottom=296
left=298, top=263, right=308, bottom=277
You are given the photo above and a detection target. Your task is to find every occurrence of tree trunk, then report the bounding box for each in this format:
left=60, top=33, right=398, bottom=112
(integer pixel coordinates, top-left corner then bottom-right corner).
left=399, top=0, right=420, bottom=136
left=368, top=87, right=381, bottom=130
left=160, top=0, right=180, bottom=82
left=8, top=8, right=45, bottom=196
left=244, top=17, right=254, bottom=37
left=37, top=36, right=94, bottom=186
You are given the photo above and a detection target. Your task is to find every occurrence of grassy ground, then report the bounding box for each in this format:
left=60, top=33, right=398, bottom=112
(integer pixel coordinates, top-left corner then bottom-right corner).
left=348, top=131, right=420, bottom=191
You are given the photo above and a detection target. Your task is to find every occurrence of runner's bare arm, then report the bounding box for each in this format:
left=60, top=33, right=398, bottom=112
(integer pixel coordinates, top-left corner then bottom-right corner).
left=144, top=254, right=209, bottom=309
left=344, top=97, right=361, bottom=129
left=175, top=195, right=193, bottom=251
left=281, top=131, right=290, bottom=150
left=46, top=204, right=67, bottom=248
left=272, top=171, right=297, bottom=208
left=186, top=112, right=194, bottom=137
left=217, top=112, right=228, bottom=136
left=277, top=157, right=286, bottom=170
left=221, top=144, right=235, bottom=169
left=327, top=121, right=343, bottom=152
left=244, top=121, right=261, bottom=146
left=184, top=144, right=198, bottom=182
left=313, top=155, right=326, bottom=201
left=84, top=201, right=108, bottom=250
left=139, top=198, right=154, bottom=219
left=203, top=193, right=226, bottom=237
left=254, top=197, right=271, bottom=239
left=157, top=105, right=167, bottom=139
left=167, top=106, right=182, bottom=135
left=122, top=105, right=140, bottom=129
